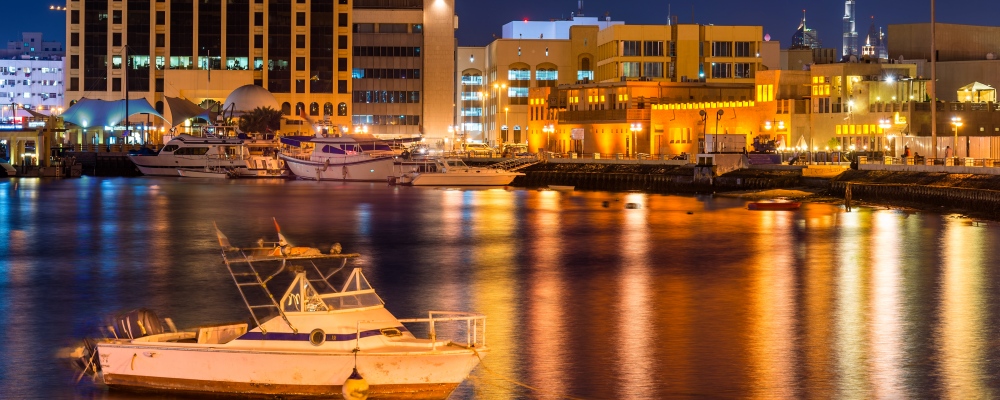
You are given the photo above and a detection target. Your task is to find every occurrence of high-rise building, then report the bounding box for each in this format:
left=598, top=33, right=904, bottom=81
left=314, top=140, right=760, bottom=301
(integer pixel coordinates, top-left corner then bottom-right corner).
left=790, top=11, right=821, bottom=50
left=842, top=0, right=858, bottom=58
left=351, top=0, right=456, bottom=137
left=64, top=0, right=355, bottom=134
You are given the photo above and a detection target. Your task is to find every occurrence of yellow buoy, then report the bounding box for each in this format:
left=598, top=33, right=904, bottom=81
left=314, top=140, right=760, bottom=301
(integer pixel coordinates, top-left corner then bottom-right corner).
left=341, top=367, right=369, bottom=400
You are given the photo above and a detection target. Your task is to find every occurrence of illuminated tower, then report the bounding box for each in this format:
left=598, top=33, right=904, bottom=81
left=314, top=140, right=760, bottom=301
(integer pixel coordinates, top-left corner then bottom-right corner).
left=842, top=0, right=858, bottom=58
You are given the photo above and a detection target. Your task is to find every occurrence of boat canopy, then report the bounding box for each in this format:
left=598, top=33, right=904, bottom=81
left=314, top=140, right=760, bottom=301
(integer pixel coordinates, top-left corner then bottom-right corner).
left=280, top=136, right=316, bottom=147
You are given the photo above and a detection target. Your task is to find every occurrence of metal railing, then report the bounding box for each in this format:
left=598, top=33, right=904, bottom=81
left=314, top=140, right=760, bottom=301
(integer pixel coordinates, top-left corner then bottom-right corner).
left=397, top=311, right=487, bottom=350
left=862, top=155, right=1000, bottom=168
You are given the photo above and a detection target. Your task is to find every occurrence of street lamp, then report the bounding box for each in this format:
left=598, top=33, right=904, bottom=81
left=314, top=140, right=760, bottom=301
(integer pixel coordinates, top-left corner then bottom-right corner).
left=493, top=82, right=507, bottom=146
left=542, top=124, right=554, bottom=153
left=699, top=110, right=708, bottom=153
left=629, top=123, right=641, bottom=158
left=951, top=116, right=962, bottom=161
left=879, top=118, right=892, bottom=157
left=715, top=109, right=724, bottom=153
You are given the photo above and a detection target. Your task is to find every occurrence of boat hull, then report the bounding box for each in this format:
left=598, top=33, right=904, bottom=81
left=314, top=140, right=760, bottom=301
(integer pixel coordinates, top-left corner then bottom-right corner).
left=747, top=202, right=801, bottom=210
left=97, top=343, right=481, bottom=398
left=402, top=172, right=522, bottom=186
left=132, top=155, right=282, bottom=178
left=177, top=168, right=230, bottom=178
left=282, top=154, right=396, bottom=182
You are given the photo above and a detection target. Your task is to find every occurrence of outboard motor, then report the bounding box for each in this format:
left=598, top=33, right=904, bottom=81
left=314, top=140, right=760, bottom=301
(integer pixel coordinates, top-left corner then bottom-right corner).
left=110, top=308, right=165, bottom=339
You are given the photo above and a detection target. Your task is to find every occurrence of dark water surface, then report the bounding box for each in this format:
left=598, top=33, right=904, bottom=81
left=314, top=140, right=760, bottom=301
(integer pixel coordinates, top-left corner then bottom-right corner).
left=3, top=177, right=1000, bottom=399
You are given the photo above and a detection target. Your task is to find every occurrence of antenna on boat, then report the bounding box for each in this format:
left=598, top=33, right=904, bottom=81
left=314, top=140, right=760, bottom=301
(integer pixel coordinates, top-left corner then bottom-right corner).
left=343, top=321, right=369, bottom=399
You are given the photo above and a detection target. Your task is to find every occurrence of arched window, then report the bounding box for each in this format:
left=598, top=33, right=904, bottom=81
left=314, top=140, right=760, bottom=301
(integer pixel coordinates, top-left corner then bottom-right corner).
left=324, top=102, right=334, bottom=116
left=281, top=102, right=292, bottom=115
left=337, top=102, right=347, bottom=116
left=295, top=102, right=305, bottom=116
left=309, top=102, right=320, bottom=116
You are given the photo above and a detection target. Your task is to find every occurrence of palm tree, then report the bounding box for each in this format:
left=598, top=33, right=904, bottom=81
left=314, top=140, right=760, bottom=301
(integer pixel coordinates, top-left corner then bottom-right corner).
left=238, top=107, right=282, bottom=134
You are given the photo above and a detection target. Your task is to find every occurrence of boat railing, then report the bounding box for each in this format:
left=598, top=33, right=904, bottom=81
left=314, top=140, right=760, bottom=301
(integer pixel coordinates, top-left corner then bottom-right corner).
left=398, top=311, right=487, bottom=350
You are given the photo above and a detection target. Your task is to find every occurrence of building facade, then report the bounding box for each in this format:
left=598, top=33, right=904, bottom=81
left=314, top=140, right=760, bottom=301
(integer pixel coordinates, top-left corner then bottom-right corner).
left=459, top=21, right=767, bottom=149
left=1, top=32, right=65, bottom=60
left=0, top=59, right=66, bottom=119
left=64, top=0, right=355, bottom=133
left=352, top=0, right=456, bottom=138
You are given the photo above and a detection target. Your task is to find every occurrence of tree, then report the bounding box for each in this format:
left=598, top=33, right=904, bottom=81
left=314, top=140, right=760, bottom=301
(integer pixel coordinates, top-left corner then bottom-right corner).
left=238, top=107, right=282, bottom=134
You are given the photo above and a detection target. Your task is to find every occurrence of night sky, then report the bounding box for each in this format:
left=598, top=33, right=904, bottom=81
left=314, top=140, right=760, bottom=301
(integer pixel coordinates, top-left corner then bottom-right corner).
left=5, top=1, right=998, bottom=50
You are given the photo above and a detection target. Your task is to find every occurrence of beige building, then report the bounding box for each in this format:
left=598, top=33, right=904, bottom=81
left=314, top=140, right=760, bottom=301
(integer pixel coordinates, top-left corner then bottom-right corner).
left=889, top=23, right=1000, bottom=101
left=65, top=0, right=355, bottom=142
left=352, top=0, right=456, bottom=138
left=65, top=0, right=456, bottom=144
left=459, top=21, right=770, bottom=149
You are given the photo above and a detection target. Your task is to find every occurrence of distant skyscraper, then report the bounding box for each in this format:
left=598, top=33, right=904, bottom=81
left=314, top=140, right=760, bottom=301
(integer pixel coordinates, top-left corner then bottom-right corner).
left=862, top=16, right=888, bottom=60
left=790, top=10, right=821, bottom=50
left=843, top=0, right=858, bottom=58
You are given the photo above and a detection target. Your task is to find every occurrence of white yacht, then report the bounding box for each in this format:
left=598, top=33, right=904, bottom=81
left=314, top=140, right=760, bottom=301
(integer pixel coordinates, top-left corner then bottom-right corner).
left=129, top=134, right=285, bottom=178
left=397, top=158, right=524, bottom=186
left=279, top=135, right=396, bottom=181
left=72, top=223, right=487, bottom=398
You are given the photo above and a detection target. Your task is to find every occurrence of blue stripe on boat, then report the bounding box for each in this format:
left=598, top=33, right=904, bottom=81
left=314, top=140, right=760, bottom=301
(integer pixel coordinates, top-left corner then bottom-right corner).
left=237, top=326, right=409, bottom=342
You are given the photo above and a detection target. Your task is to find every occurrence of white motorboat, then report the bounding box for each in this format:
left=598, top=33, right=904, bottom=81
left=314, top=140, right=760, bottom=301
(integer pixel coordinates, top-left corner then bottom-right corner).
left=279, top=135, right=396, bottom=181
left=74, top=223, right=487, bottom=398
left=397, top=158, right=524, bottom=186
left=130, top=134, right=285, bottom=178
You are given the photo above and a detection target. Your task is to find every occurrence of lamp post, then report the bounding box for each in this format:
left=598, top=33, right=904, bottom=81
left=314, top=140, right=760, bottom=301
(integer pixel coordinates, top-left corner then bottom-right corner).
left=714, top=109, right=724, bottom=153
left=699, top=110, right=707, bottom=153
left=542, top=124, right=554, bottom=154
left=879, top=118, right=892, bottom=158
left=951, top=116, right=962, bottom=162
left=493, top=82, right=507, bottom=147
left=629, top=123, right=641, bottom=158
left=479, top=90, right=488, bottom=144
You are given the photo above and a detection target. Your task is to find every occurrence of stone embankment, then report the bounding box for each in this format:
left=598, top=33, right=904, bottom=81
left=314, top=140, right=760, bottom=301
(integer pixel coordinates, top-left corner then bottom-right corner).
left=514, top=162, right=1000, bottom=217
left=513, top=162, right=805, bottom=193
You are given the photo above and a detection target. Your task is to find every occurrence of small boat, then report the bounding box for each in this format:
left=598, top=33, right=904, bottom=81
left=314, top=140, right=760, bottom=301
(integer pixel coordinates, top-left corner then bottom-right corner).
left=747, top=201, right=801, bottom=210
left=547, top=185, right=574, bottom=191
left=73, top=222, right=488, bottom=398
left=397, top=158, right=524, bottom=186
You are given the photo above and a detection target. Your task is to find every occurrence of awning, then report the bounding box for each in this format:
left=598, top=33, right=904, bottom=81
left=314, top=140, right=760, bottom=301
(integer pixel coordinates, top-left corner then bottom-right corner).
left=165, top=96, right=217, bottom=125
left=62, top=98, right=166, bottom=128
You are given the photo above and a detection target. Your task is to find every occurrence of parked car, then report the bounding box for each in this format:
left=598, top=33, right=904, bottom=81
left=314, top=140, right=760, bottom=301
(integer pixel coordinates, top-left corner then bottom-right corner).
left=466, top=143, right=496, bottom=157
left=502, top=144, right=530, bottom=157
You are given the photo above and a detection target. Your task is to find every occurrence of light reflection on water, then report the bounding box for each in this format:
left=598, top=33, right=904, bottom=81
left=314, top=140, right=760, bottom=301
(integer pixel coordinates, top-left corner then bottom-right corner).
left=2, top=178, right=1000, bottom=399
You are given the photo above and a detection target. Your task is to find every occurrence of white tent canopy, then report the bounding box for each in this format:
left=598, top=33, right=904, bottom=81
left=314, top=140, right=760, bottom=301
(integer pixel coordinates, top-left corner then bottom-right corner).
left=222, top=84, right=281, bottom=114
left=957, top=81, right=996, bottom=103
left=62, top=98, right=166, bottom=128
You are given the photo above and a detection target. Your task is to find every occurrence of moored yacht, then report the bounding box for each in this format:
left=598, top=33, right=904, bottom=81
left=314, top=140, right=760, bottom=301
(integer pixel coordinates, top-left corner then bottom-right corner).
left=130, top=134, right=284, bottom=178
left=72, top=223, right=488, bottom=398
left=397, top=158, right=525, bottom=186
left=279, top=135, right=396, bottom=181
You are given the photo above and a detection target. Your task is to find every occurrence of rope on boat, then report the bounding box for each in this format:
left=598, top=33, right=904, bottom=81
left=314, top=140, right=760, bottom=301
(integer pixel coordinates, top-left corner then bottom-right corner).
left=469, top=346, right=587, bottom=400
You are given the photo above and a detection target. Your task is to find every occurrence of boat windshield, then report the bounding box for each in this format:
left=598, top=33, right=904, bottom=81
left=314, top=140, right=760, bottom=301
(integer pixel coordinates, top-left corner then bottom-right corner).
left=444, top=159, right=468, bottom=168
left=280, top=267, right=384, bottom=313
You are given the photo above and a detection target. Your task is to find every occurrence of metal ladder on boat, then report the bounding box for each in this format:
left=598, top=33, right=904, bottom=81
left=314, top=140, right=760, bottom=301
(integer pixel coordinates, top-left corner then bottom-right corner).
left=221, top=249, right=297, bottom=334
